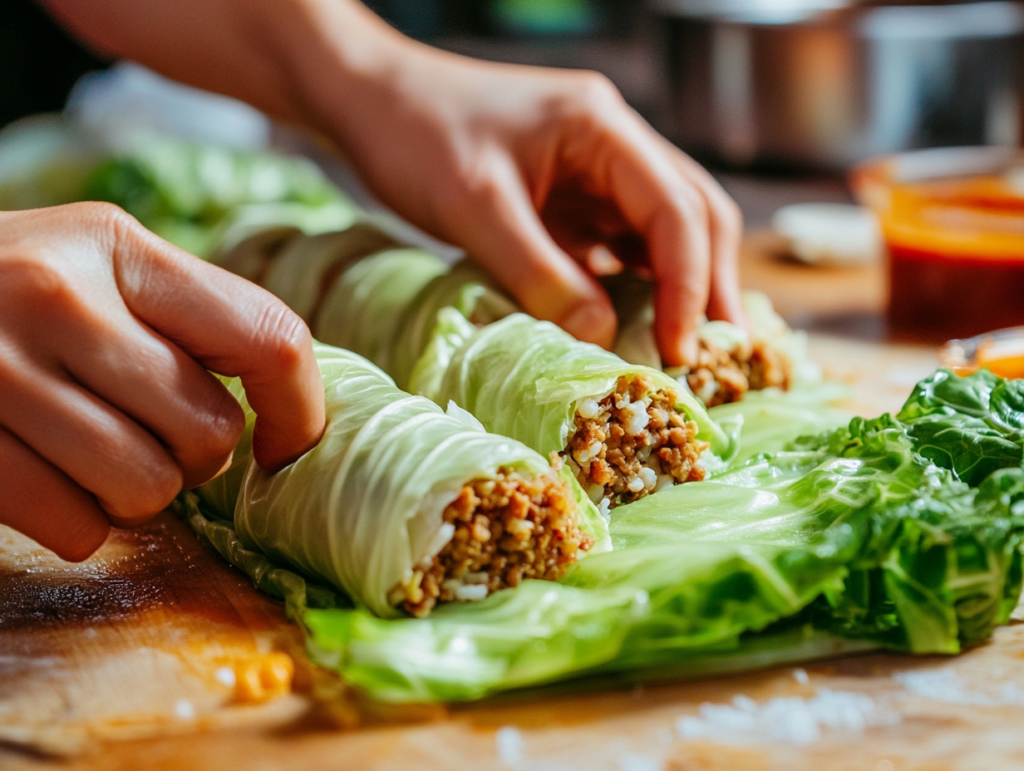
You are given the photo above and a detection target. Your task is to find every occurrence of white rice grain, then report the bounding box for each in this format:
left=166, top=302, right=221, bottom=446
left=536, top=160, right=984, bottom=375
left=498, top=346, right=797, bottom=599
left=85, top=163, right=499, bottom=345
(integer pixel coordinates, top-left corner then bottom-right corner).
left=455, top=584, right=490, bottom=602
left=621, top=401, right=649, bottom=436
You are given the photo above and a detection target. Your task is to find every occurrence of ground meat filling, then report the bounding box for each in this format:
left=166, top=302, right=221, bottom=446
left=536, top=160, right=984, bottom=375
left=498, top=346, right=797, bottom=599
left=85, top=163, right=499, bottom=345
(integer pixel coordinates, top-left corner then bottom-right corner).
left=393, top=469, right=591, bottom=617
left=684, top=340, right=792, bottom=409
left=567, top=375, right=709, bottom=507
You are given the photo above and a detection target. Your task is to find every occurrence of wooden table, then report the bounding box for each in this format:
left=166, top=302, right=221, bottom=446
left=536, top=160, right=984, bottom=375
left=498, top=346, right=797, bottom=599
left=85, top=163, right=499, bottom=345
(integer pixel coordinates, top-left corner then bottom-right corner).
left=9, top=235, right=1021, bottom=771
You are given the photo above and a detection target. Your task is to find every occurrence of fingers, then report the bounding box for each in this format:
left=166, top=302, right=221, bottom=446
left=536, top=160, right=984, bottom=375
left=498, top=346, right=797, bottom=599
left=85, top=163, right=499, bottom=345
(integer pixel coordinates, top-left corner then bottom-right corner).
left=0, top=353, right=183, bottom=529
left=665, top=147, right=747, bottom=328
left=60, top=319, right=245, bottom=489
left=453, top=154, right=617, bottom=348
left=0, top=426, right=110, bottom=563
left=105, top=215, right=326, bottom=471
left=578, top=123, right=712, bottom=365
left=552, top=78, right=745, bottom=364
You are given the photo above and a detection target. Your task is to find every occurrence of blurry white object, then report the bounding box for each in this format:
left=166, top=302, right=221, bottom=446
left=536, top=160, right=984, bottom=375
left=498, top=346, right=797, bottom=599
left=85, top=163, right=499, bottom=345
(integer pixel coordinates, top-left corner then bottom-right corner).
left=66, top=62, right=271, bottom=151
left=1005, top=165, right=1024, bottom=195
left=772, top=203, right=881, bottom=265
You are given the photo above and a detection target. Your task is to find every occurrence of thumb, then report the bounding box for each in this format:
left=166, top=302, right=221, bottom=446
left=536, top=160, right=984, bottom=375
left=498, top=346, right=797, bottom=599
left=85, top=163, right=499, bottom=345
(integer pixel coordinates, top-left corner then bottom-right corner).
left=451, top=167, right=617, bottom=348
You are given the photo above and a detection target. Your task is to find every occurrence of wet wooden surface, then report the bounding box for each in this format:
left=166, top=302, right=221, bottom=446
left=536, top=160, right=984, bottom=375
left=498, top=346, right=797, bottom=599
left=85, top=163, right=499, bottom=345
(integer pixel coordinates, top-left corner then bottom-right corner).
left=9, top=235, right=1023, bottom=771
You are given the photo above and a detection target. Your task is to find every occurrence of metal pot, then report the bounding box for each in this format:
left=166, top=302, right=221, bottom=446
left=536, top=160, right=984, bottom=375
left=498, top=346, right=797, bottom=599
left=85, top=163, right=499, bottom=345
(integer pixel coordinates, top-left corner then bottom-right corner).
left=652, top=0, right=1024, bottom=170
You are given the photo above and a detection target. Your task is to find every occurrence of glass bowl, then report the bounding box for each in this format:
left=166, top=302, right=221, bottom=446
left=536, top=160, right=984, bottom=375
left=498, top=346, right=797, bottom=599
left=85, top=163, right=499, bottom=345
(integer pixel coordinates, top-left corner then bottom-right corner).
left=851, top=146, right=1024, bottom=341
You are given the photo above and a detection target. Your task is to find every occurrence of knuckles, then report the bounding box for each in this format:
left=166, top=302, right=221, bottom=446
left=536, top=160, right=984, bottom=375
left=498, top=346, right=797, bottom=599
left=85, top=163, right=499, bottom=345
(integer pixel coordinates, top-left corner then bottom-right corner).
left=559, top=71, right=626, bottom=124
left=569, top=71, right=623, bottom=111
left=66, top=201, right=139, bottom=240
left=0, top=255, right=85, bottom=320
left=253, top=298, right=314, bottom=376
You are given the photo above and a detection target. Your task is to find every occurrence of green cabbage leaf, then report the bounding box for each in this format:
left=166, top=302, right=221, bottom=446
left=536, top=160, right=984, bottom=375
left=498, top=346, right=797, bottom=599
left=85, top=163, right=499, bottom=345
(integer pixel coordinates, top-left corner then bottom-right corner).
left=196, top=343, right=608, bottom=619
left=896, top=369, right=1024, bottom=486
left=417, top=312, right=732, bottom=462
left=294, top=405, right=1024, bottom=701
left=180, top=369, right=1024, bottom=703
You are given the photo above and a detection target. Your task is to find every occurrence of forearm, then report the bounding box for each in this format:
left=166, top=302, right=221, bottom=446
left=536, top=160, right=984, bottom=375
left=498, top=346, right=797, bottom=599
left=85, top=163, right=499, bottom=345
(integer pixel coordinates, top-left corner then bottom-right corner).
left=39, top=0, right=405, bottom=134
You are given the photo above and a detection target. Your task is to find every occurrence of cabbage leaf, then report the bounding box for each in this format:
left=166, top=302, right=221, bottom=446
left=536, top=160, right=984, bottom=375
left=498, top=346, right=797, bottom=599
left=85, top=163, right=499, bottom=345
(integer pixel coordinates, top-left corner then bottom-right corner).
left=197, top=343, right=608, bottom=618
left=418, top=312, right=732, bottom=461
left=896, top=369, right=1024, bottom=486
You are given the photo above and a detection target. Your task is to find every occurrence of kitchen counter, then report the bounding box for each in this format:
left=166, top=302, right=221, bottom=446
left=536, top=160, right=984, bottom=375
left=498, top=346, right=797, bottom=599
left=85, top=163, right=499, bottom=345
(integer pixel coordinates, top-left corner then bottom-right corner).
left=9, top=231, right=1022, bottom=771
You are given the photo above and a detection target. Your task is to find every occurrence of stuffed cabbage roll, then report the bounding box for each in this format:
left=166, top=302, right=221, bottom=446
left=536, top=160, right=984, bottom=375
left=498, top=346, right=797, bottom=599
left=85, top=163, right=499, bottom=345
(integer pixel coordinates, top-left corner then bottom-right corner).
left=216, top=223, right=516, bottom=390
left=198, top=344, right=605, bottom=618
left=416, top=312, right=732, bottom=509
left=607, top=271, right=817, bottom=407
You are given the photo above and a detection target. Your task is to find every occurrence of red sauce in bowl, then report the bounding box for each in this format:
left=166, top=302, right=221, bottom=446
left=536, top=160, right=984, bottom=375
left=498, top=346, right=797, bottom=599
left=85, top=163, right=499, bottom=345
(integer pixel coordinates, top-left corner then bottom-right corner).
left=853, top=150, right=1024, bottom=341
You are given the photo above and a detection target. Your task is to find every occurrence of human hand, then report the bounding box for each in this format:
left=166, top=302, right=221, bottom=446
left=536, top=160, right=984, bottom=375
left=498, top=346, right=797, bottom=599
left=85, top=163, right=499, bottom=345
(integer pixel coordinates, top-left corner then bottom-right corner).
left=42, top=0, right=744, bottom=365
left=293, top=8, right=746, bottom=366
left=0, top=204, right=325, bottom=561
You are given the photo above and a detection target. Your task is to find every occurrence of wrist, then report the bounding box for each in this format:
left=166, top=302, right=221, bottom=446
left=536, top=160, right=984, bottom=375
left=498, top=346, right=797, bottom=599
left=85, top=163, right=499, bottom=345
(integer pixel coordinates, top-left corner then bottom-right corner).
left=264, top=0, right=421, bottom=146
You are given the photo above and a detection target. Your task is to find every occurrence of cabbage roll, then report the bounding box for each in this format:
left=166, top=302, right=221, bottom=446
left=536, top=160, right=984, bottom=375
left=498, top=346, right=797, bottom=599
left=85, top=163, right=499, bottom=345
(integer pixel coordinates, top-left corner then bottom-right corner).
left=216, top=223, right=516, bottom=389
left=417, top=312, right=733, bottom=508
left=607, top=271, right=818, bottom=407
left=198, top=344, right=605, bottom=618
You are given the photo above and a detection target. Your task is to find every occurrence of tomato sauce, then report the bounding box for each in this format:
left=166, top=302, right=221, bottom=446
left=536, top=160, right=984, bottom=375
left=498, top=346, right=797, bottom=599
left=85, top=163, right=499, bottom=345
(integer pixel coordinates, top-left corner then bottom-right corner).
left=876, top=174, right=1024, bottom=339
left=879, top=174, right=1024, bottom=340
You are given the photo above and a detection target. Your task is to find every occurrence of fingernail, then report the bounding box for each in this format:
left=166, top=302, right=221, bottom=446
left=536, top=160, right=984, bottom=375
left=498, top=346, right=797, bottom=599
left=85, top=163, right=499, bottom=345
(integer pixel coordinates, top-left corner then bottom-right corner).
left=562, top=302, right=616, bottom=347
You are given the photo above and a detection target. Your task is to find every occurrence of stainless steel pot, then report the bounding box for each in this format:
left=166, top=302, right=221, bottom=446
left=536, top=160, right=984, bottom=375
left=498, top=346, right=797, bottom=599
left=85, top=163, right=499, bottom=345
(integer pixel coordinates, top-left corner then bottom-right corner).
left=652, top=0, right=1024, bottom=170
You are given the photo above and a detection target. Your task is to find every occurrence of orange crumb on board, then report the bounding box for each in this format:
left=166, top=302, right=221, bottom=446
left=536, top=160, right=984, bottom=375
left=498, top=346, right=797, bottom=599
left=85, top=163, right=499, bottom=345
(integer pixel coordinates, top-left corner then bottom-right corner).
left=227, top=653, right=295, bottom=704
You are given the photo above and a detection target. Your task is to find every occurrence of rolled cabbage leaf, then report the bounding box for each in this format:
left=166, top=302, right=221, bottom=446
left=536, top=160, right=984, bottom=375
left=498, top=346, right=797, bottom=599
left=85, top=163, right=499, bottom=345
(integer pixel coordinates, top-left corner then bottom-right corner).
left=314, top=248, right=449, bottom=377
left=417, top=312, right=732, bottom=497
left=184, top=368, right=1024, bottom=703
left=608, top=269, right=819, bottom=405
left=258, top=224, right=399, bottom=322
left=199, top=343, right=608, bottom=619
left=386, top=259, right=517, bottom=390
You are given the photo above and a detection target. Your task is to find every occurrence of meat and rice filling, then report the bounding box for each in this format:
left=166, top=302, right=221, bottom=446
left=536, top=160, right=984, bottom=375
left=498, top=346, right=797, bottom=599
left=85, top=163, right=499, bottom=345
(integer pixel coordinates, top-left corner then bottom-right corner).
left=567, top=375, right=709, bottom=508
left=683, top=340, right=792, bottom=409
left=393, top=467, right=591, bottom=617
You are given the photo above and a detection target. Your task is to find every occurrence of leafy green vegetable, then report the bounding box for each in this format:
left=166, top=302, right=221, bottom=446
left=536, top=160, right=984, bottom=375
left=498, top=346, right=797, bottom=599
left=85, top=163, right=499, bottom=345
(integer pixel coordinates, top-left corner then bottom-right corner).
left=417, top=312, right=733, bottom=463
left=707, top=383, right=852, bottom=469
left=314, top=248, right=450, bottom=379
left=0, top=115, right=100, bottom=210
left=896, top=369, right=1024, bottom=486
left=83, top=139, right=357, bottom=257
left=387, top=259, right=516, bottom=391
left=310, top=401, right=1024, bottom=699
left=197, top=343, right=608, bottom=618
left=182, top=366, right=1024, bottom=704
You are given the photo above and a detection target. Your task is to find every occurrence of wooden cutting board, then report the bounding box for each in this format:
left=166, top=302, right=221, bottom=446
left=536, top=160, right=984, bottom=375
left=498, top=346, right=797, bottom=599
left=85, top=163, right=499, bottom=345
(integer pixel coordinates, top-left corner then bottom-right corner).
left=7, top=236, right=1023, bottom=771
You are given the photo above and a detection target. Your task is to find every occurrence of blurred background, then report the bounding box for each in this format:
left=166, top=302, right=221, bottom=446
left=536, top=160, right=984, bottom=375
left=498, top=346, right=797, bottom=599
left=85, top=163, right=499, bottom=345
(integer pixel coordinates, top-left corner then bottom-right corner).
left=4, top=0, right=1023, bottom=222
left=6, top=1, right=1021, bottom=174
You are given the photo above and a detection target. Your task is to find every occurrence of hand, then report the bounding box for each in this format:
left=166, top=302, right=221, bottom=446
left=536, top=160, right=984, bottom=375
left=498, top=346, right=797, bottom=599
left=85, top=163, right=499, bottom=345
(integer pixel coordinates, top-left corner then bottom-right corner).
left=283, top=5, right=745, bottom=365
left=43, top=0, right=745, bottom=365
left=0, top=204, right=325, bottom=561
left=312, top=48, right=746, bottom=365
